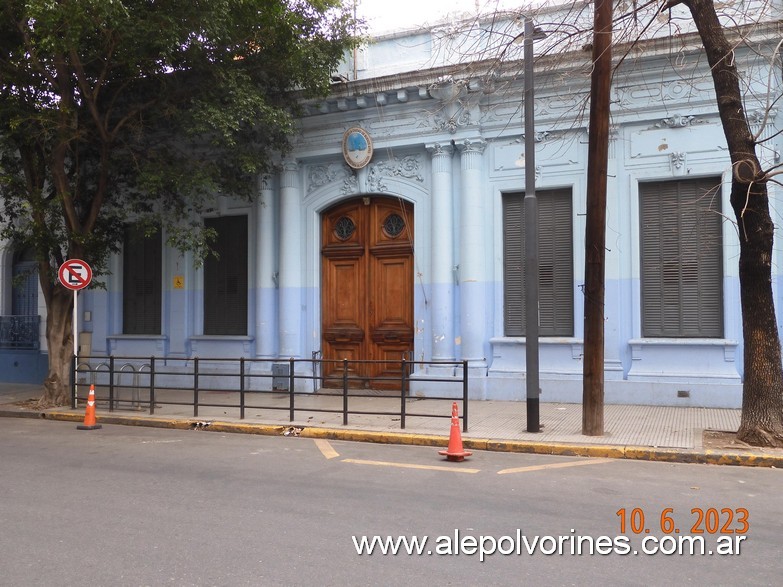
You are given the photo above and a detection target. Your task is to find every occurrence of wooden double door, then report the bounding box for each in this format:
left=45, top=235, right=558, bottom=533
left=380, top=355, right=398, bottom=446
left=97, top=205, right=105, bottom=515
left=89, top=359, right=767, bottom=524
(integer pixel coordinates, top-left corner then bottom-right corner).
left=321, top=196, right=414, bottom=389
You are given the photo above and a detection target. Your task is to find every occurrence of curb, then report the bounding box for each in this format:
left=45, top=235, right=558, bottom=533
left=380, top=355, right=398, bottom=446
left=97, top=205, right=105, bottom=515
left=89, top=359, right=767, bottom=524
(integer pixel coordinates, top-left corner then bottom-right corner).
left=2, top=408, right=781, bottom=468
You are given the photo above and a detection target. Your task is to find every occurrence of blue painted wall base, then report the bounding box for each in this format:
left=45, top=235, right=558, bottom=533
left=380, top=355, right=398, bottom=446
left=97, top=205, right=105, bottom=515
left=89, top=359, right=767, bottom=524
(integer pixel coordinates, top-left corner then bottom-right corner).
left=0, top=351, right=48, bottom=384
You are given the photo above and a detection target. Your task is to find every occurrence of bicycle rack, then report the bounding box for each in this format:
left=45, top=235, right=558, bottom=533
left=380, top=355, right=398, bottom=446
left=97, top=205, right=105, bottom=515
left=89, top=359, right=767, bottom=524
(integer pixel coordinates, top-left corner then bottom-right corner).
left=74, top=361, right=110, bottom=407
left=138, top=363, right=153, bottom=409
left=311, top=350, right=322, bottom=392
left=74, top=362, right=92, bottom=407
left=116, top=363, right=141, bottom=410
left=76, top=362, right=94, bottom=385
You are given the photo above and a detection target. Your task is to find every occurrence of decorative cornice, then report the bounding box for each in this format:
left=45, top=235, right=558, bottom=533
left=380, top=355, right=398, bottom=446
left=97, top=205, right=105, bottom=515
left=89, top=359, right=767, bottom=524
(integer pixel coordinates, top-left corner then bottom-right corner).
left=428, top=76, right=468, bottom=103
left=615, top=78, right=716, bottom=112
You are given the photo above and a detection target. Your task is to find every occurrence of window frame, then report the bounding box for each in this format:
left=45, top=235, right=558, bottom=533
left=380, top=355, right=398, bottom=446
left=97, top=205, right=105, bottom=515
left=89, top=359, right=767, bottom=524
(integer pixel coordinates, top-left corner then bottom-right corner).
left=122, top=225, right=162, bottom=335
left=203, top=215, right=249, bottom=336
left=503, top=188, right=574, bottom=337
left=639, top=177, right=724, bottom=338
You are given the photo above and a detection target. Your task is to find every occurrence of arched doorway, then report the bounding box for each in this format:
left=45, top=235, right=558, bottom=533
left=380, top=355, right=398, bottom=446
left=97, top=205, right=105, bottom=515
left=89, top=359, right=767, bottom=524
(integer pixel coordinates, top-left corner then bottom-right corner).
left=321, top=196, right=414, bottom=389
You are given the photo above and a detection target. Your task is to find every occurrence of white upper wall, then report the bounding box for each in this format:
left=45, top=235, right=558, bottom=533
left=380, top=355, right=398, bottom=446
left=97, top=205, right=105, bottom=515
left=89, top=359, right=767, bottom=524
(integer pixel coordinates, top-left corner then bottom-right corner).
left=336, top=0, right=783, bottom=81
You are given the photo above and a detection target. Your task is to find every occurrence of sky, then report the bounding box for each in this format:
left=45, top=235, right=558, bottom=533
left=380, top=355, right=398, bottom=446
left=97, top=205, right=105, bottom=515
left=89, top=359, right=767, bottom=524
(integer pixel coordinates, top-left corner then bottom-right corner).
left=356, top=0, right=522, bottom=34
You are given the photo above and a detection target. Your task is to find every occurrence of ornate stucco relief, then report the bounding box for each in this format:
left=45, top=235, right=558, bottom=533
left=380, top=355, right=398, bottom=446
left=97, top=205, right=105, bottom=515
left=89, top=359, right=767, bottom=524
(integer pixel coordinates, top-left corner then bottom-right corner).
left=367, top=154, right=424, bottom=192
left=307, top=162, right=353, bottom=195
left=614, top=79, right=714, bottom=109
left=340, top=174, right=359, bottom=196
left=628, top=115, right=726, bottom=164
left=490, top=131, right=581, bottom=177
left=433, top=106, right=472, bottom=134
left=306, top=154, right=424, bottom=196
left=653, top=114, right=709, bottom=129
left=670, top=152, right=687, bottom=174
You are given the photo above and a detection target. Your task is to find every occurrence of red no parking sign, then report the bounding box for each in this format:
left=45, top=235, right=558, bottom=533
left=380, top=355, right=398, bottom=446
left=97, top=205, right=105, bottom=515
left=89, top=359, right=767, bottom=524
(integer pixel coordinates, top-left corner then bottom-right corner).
left=58, top=259, right=92, bottom=291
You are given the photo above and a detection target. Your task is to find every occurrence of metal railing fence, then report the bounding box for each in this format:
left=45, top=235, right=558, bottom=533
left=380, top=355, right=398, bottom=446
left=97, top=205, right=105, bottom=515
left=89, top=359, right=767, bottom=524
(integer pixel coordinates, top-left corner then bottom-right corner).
left=71, top=355, right=469, bottom=431
left=0, top=315, right=40, bottom=349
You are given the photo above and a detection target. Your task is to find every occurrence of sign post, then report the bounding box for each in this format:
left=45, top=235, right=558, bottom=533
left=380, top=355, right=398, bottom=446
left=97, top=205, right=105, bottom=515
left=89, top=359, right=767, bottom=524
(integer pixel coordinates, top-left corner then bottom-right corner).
left=58, top=259, right=93, bottom=405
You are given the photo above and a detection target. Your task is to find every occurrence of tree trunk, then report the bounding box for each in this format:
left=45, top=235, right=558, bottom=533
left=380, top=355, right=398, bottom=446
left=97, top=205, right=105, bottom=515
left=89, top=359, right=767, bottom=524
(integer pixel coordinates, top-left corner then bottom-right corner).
left=682, top=0, right=783, bottom=446
left=40, top=287, right=73, bottom=407
left=582, top=0, right=613, bottom=436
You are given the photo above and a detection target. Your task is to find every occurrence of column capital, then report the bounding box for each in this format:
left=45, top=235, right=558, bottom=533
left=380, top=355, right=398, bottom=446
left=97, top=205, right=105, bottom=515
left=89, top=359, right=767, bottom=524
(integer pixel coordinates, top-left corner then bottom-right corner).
left=426, top=142, right=455, bottom=157
left=258, top=174, right=273, bottom=193
left=455, top=138, right=486, bottom=155
left=280, top=160, right=299, bottom=189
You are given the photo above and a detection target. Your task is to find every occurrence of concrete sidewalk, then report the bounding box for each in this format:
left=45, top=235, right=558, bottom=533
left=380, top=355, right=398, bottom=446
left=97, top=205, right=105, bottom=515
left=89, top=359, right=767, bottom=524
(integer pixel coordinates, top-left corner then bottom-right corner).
left=1, top=383, right=781, bottom=467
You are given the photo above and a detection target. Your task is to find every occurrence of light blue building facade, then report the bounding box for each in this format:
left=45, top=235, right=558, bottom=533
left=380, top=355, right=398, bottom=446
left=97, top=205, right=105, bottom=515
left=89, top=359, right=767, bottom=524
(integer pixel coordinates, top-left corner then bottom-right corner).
left=2, top=3, right=782, bottom=407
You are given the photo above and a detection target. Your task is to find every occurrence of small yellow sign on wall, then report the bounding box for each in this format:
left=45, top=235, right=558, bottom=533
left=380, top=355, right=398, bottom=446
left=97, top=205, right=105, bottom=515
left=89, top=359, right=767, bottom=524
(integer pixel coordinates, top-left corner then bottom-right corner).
left=173, top=275, right=185, bottom=289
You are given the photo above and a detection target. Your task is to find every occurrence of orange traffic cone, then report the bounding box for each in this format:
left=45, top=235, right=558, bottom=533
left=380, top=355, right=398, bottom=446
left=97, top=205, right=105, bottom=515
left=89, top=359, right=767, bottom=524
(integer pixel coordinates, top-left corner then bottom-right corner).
left=77, top=384, right=102, bottom=430
left=439, top=401, right=471, bottom=461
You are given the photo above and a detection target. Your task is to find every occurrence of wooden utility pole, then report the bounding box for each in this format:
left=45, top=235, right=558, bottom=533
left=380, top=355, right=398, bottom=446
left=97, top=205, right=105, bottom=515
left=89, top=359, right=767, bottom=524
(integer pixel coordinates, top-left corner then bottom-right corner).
left=582, top=0, right=613, bottom=436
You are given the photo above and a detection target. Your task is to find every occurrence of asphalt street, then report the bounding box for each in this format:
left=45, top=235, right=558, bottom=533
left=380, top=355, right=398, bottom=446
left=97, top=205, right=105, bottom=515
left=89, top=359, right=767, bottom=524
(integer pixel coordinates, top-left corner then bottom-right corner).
left=1, top=419, right=780, bottom=586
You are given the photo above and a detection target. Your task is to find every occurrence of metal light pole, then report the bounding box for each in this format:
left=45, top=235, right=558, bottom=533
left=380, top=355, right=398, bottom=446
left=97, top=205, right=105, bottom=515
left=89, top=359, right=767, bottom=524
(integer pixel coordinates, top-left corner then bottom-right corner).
left=523, top=17, right=540, bottom=432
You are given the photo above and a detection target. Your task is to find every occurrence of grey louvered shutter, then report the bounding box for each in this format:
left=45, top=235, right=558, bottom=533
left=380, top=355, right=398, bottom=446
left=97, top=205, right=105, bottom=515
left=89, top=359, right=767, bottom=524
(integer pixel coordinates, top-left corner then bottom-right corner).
left=204, top=215, right=248, bottom=335
left=539, top=190, right=574, bottom=335
left=503, top=194, right=525, bottom=335
left=123, top=225, right=162, bottom=335
left=640, top=178, right=723, bottom=337
left=503, top=189, right=574, bottom=336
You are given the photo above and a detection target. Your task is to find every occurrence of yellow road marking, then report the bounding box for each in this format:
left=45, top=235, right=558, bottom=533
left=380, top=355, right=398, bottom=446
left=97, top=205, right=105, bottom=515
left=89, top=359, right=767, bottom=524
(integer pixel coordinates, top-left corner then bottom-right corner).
left=497, top=458, right=612, bottom=475
left=314, top=439, right=340, bottom=460
left=343, top=458, right=480, bottom=474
